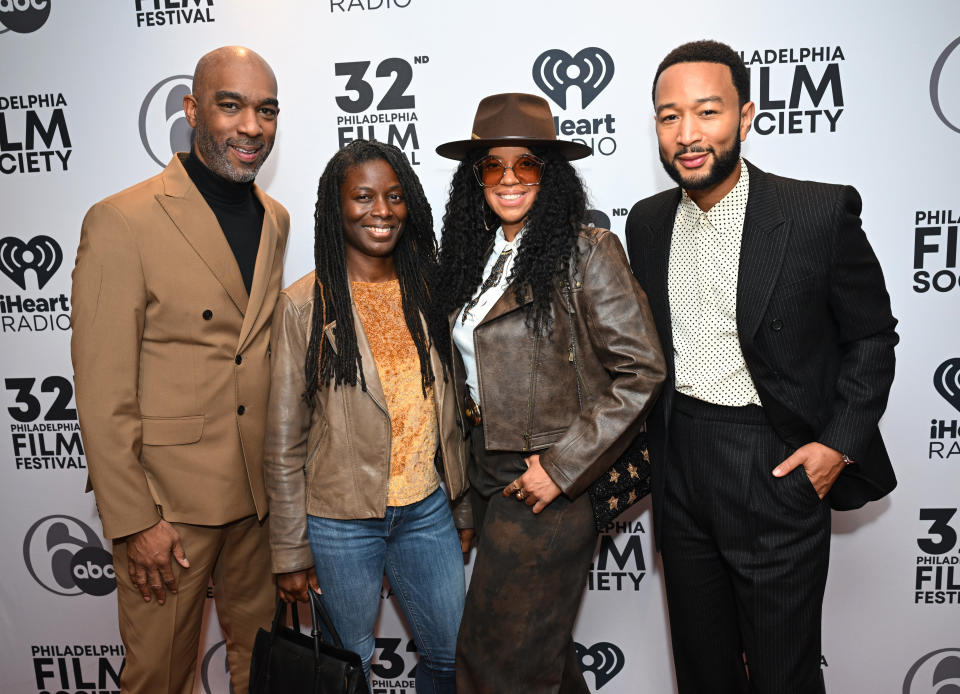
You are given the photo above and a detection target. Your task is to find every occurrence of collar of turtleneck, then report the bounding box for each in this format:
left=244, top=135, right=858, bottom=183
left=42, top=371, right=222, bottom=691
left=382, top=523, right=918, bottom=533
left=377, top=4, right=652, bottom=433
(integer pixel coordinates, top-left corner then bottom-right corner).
left=181, top=150, right=255, bottom=205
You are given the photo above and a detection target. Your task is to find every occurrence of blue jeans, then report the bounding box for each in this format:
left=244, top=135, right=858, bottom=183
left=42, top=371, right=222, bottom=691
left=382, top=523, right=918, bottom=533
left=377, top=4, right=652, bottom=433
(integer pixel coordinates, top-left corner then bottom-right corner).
left=307, top=487, right=464, bottom=694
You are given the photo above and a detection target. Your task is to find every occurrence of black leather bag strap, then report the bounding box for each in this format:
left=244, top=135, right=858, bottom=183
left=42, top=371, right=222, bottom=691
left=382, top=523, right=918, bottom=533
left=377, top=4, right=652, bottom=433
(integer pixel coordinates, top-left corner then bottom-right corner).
left=309, top=590, right=346, bottom=650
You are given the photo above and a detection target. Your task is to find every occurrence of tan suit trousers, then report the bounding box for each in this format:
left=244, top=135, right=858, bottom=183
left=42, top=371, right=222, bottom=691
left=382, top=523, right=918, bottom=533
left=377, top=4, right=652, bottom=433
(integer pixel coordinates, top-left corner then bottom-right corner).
left=112, top=515, right=274, bottom=694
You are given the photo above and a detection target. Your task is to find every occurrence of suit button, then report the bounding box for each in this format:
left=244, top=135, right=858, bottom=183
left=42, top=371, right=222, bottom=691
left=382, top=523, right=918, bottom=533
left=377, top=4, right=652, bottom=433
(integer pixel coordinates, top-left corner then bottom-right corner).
left=235, top=355, right=242, bottom=365
left=202, top=309, right=213, bottom=320
left=237, top=405, right=245, bottom=415
left=770, top=319, right=783, bottom=331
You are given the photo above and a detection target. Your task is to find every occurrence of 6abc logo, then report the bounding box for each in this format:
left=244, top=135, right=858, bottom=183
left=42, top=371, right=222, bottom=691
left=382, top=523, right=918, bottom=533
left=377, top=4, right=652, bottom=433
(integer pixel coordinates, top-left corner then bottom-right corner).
left=0, top=0, right=50, bottom=35
left=23, top=514, right=115, bottom=596
left=903, top=648, right=960, bottom=694
left=931, top=36, right=960, bottom=134
left=139, top=74, right=194, bottom=168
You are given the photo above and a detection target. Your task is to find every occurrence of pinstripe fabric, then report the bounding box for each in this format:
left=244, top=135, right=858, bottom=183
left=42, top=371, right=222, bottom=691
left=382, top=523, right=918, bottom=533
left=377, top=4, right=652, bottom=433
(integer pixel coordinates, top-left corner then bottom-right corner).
left=661, top=394, right=829, bottom=694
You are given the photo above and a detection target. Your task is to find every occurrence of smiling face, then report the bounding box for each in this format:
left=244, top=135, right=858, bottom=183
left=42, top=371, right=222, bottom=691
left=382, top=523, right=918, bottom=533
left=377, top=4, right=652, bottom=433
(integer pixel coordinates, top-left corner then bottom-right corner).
left=184, top=49, right=279, bottom=183
left=482, top=146, right=540, bottom=240
left=340, top=158, right=407, bottom=280
left=654, top=61, right=754, bottom=209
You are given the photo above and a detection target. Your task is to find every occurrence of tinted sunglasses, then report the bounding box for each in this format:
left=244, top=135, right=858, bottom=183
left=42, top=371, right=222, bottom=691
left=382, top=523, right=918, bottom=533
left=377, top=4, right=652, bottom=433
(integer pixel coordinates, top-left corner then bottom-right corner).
left=472, top=154, right=545, bottom=187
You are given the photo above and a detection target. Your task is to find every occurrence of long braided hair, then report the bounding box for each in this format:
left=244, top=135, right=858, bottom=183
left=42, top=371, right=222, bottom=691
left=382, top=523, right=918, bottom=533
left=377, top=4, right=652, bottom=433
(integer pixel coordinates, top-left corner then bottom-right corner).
left=431, top=146, right=588, bottom=355
left=304, top=140, right=438, bottom=404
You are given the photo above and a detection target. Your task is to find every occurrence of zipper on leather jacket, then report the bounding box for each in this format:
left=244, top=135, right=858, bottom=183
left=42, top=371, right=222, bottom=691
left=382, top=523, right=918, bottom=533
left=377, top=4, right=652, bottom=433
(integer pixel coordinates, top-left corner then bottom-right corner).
left=522, top=331, right=542, bottom=452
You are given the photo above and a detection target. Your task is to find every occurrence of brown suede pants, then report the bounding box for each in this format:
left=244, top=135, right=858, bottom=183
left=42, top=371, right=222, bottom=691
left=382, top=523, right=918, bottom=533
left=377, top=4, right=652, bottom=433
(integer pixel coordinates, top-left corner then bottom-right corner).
left=456, top=425, right=597, bottom=694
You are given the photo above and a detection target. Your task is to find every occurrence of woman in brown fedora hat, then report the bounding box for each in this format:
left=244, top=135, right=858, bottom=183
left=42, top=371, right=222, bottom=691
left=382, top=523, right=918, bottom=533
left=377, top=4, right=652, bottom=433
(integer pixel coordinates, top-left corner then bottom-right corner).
left=433, top=93, right=666, bottom=693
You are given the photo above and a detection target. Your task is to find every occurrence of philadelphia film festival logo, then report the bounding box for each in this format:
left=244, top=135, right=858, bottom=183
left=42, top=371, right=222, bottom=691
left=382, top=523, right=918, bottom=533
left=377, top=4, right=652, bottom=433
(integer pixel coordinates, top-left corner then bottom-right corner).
left=0, top=0, right=51, bottom=34
left=914, top=507, right=960, bottom=605
left=201, top=640, right=234, bottom=694
left=929, top=358, right=960, bottom=462
left=31, top=642, right=125, bottom=692
left=931, top=36, right=960, bottom=134
left=532, top=47, right=617, bottom=156
left=913, top=208, right=959, bottom=294
left=23, top=514, right=116, bottom=596
left=740, top=45, right=845, bottom=135
left=903, top=648, right=960, bottom=693
left=575, top=641, right=625, bottom=690
left=333, top=56, right=423, bottom=164
left=0, top=92, right=71, bottom=174
left=139, top=74, right=193, bottom=168
left=371, top=635, right=419, bottom=692
left=588, top=517, right=647, bottom=591
left=134, top=0, right=215, bottom=28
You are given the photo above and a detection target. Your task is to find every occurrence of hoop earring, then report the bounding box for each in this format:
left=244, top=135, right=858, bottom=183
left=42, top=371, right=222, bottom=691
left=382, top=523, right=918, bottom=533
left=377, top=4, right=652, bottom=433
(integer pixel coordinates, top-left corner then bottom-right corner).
left=480, top=197, right=497, bottom=232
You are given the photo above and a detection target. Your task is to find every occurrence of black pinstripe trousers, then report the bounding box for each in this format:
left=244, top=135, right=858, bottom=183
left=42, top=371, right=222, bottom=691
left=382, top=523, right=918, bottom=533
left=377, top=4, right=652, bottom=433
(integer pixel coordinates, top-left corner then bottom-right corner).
left=661, top=393, right=830, bottom=694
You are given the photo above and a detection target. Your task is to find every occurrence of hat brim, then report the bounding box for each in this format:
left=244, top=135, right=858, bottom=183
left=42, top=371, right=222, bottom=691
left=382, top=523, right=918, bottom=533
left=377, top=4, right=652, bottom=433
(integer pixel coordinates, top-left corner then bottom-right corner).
left=435, top=136, right=593, bottom=161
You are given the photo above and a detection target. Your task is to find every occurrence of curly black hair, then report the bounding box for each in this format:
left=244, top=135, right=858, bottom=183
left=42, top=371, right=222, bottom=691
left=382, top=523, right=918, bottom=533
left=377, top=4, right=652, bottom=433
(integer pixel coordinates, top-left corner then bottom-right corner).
left=431, top=146, right=587, bottom=351
left=652, top=40, right=750, bottom=108
left=304, top=139, right=438, bottom=404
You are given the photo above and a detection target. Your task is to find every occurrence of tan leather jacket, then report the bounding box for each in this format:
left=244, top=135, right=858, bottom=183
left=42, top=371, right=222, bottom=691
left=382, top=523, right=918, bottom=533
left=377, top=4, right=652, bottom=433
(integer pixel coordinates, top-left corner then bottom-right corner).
left=264, top=272, right=470, bottom=574
left=457, top=227, right=666, bottom=499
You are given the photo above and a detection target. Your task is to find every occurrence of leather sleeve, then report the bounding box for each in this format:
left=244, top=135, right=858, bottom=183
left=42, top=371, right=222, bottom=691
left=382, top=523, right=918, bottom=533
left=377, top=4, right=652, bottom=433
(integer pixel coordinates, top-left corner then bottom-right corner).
left=71, top=201, right=160, bottom=540
left=262, top=290, right=315, bottom=574
left=539, top=232, right=667, bottom=498
left=816, top=186, right=898, bottom=460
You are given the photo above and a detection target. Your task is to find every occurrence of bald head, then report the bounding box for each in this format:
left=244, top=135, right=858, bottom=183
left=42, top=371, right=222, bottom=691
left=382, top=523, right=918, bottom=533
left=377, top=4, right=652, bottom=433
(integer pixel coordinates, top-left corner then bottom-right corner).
left=183, top=46, right=279, bottom=183
left=192, top=46, right=277, bottom=101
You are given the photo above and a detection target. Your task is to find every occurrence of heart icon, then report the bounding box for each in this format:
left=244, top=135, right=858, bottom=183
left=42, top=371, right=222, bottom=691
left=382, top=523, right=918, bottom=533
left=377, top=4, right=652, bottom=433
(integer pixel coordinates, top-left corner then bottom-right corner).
left=0, top=235, right=63, bottom=290
left=533, top=47, right=615, bottom=110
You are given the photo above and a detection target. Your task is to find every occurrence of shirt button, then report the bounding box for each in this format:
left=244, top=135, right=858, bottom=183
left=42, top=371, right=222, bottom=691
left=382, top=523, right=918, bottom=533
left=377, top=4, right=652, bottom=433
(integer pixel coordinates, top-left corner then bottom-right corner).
left=770, top=319, right=783, bottom=331
left=237, top=405, right=245, bottom=415
left=202, top=309, right=213, bottom=320
left=235, top=355, right=242, bottom=365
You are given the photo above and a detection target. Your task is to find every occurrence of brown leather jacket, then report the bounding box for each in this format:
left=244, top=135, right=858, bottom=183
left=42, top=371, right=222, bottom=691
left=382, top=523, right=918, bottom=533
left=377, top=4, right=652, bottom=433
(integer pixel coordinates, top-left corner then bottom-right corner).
left=264, top=272, right=470, bottom=574
left=457, top=227, right=666, bottom=499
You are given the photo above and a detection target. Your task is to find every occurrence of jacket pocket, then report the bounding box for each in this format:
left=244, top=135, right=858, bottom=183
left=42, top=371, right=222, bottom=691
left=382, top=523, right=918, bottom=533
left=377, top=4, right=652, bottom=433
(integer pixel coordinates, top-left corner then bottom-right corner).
left=528, top=427, right=568, bottom=450
left=141, top=415, right=205, bottom=446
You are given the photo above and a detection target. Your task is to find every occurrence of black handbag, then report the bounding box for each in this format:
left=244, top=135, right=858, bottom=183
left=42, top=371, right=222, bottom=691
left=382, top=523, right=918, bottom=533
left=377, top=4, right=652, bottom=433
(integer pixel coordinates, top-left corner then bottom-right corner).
left=249, top=591, right=367, bottom=694
left=561, top=281, right=652, bottom=533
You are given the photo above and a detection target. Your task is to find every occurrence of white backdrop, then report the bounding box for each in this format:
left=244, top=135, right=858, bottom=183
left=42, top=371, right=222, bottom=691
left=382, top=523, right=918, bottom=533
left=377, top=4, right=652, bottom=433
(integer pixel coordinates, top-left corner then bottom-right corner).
left=1, top=1, right=959, bottom=692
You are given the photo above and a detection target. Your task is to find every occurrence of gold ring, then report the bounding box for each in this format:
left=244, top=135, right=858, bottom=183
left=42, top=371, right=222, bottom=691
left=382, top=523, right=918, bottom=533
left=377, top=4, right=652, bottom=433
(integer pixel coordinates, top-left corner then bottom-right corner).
left=515, top=489, right=525, bottom=500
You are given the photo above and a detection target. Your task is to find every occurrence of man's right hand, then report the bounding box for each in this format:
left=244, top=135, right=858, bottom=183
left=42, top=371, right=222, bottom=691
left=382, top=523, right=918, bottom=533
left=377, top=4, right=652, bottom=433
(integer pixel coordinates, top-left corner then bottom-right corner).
left=276, top=568, right=321, bottom=604
left=125, top=519, right=189, bottom=605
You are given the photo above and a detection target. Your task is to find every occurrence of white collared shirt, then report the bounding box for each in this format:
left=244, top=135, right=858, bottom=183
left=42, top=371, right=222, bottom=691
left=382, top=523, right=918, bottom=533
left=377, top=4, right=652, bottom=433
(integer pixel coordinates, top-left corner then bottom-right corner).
left=668, top=159, right=761, bottom=406
left=452, top=226, right=524, bottom=399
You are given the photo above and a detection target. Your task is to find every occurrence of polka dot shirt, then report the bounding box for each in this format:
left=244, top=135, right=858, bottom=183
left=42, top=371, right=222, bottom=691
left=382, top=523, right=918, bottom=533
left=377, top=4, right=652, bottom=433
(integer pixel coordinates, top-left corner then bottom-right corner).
left=667, top=159, right=762, bottom=407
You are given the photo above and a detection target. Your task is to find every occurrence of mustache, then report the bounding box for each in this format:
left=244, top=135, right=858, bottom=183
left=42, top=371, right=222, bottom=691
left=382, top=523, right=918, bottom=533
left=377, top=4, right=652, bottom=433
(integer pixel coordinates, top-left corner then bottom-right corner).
left=226, top=137, right=264, bottom=150
left=674, top=145, right=714, bottom=158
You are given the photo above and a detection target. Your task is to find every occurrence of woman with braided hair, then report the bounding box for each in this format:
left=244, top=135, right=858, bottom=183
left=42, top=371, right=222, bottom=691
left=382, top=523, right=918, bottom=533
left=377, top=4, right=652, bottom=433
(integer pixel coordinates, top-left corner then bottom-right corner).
left=263, top=139, right=471, bottom=694
left=433, top=94, right=666, bottom=693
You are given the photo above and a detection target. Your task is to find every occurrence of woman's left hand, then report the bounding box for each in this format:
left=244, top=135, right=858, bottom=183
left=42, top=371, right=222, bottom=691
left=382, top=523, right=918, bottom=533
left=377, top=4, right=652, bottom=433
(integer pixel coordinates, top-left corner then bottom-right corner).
left=503, top=454, right=562, bottom=514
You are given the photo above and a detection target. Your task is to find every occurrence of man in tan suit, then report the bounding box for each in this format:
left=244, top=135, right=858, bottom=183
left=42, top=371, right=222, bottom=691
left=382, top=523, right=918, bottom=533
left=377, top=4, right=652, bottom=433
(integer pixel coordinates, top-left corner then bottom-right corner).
left=71, top=46, right=289, bottom=693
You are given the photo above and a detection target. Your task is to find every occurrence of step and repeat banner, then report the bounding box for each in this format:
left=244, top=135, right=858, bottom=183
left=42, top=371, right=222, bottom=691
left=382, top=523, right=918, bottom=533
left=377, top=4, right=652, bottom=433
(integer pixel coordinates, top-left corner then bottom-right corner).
left=1, top=1, right=959, bottom=692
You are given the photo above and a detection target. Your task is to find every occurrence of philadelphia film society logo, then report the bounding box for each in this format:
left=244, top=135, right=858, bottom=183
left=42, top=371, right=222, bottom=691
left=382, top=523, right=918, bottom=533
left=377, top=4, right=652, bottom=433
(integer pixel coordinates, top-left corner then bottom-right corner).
left=903, top=648, right=960, bottom=694
left=0, top=91, right=71, bottom=174
left=575, top=641, right=625, bottom=690
left=588, top=518, right=647, bottom=591
left=201, top=640, right=234, bottom=694
left=0, top=0, right=51, bottom=35
left=330, top=0, right=410, bottom=12
left=334, top=56, right=423, bottom=164
left=914, top=507, right=960, bottom=605
left=23, top=514, right=116, bottom=597
left=371, top=636, right=419, bottom=693
left=0, top=235, right=71, bottom=334
left=929, top=358, right=960, bottom=461
left=31, top=642, right=124, bottom=694
left=532, top=47, right=617, bottom=156
left=931, top=36, right=960, bottom=135
left=740, top=45, right=844, bottom=135
left=140, top=74, right=193, bottom=168
left=134, top=0, right=215, bottom=28
left=914, top=208, right=959, bottom=294
left=5, top=374, right=84, bottom=471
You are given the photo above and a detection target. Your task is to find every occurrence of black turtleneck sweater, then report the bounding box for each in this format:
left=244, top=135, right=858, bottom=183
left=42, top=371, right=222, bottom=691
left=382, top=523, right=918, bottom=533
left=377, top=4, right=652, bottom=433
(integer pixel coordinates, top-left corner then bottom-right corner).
left=182, top=151, right=264, bottom=294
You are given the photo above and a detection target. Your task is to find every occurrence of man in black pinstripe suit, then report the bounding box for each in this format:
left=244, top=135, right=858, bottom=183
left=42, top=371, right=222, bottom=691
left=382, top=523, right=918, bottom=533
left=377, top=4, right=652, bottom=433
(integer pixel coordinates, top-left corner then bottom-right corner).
left=625, top=41, right=898, bottom=694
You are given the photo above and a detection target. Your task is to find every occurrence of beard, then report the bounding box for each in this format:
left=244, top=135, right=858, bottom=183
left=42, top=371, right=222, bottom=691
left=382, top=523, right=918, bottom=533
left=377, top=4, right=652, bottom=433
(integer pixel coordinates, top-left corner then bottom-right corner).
left=192, top=121, right=272, bottom=183
left=659, top=133, right=741, bottom=192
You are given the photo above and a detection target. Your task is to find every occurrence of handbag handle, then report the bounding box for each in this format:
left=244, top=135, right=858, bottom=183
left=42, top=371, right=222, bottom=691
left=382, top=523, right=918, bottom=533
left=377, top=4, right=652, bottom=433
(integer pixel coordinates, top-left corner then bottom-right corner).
left=309, top=590, right=347, bottom=650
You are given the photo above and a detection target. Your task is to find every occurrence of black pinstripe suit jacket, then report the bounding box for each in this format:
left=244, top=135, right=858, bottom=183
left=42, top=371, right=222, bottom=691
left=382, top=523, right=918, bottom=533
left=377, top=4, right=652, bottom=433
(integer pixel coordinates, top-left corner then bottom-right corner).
left=625, top=160, right=898, bottom=539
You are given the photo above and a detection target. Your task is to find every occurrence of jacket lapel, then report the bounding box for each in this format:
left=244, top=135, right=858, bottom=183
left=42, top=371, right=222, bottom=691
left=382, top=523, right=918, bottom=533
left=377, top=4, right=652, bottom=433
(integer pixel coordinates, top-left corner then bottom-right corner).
left=476, top=284, right=533, bottom=326
left=736, top=161, right=789, bottom=343
left=321, top=308, right=388, bottom=414
left=155, top=155, right=249, bottom=315
left=237, top=186, right=280, bottom=351
left=643, top=189, right=681, bottom=377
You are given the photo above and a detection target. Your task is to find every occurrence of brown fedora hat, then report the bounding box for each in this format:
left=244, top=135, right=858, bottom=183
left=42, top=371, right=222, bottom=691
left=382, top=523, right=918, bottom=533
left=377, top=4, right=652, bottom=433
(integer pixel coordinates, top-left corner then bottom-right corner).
left=435, top=92, right=592, bottom=161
